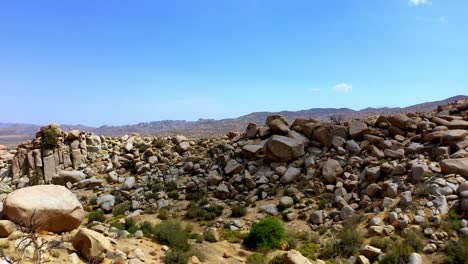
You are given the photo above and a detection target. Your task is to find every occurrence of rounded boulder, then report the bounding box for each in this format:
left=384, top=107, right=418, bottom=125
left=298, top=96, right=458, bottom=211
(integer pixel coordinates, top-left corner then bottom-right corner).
left=3, top=185, right=84, bottom=233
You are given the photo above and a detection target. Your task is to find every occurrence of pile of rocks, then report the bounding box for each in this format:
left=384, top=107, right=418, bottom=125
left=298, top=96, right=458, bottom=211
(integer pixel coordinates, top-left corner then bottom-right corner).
left=0, top=99, right=466, bottom=263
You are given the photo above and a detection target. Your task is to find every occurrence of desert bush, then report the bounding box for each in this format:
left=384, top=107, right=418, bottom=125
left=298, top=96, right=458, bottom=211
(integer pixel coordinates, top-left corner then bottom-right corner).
left=444, top=236, right=468, bottom=264
left=299, top=243, right=319, bottom=261
left=317, top=193, right=335, bottom=210
left=186, top=189, right=207, bottom=201
left=268, top=254, right=286, bottom=264
left=158, top=208, right=169, bottom=220
left=112, top=202, right=131, bottom=217
left=41, top=127, right=59, bottom=149
left=440, top=209, right=462, bottom=231
left=30, top=167, right=43, bottom=186
left=401, top=228, right=424, bottom=252
left=154, top=220, right=190, bottom=252
left=380, top=239, right=413, bottom=264
left=168, top=191, right=180, bottom=200
left=221, top=229, right=246, bottom=243
left=244, top=218, right=286, bottom=249
left=153, top=138, right=166, bottom=148
left=186, top=203, right=223, bottom=221
left=88, top=210, right=106, bottom=223
left=140, top=221, right=156, bottom=238
left=164, top=249, right=190, bottom=264
left=246, top=253, right=268, bottom=264
left=319, top=215, right=364, bottom=259
left=369, top=236, right=393, bottom=251
left=166, top=181, right=178, bottom=192
left=231, top=205, right=248, bottom=217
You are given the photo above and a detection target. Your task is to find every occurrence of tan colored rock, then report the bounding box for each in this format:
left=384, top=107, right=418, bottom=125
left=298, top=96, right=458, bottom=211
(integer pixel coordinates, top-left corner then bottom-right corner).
left=313, top=125, right=348, bottom=147
left=285, top=250, right=312, bottom=264
left=440, top=158, right=468, bottom=177
left=72, top=228, right=111, bottom=261
left=0, top=220, right=16, bottom=238
left=4, top=185, right=84, bottom=233
left=264, top=135, right=305, bottom=162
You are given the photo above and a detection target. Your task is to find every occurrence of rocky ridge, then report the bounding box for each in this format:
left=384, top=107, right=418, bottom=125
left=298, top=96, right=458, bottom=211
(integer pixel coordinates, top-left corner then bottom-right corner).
left=0, top=99, right=466, bottom=263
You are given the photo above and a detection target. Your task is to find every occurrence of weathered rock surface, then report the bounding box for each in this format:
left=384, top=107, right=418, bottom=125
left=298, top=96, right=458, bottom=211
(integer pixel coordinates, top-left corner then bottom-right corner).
left=3, top=185, right=84, bottom=233
left=72, top=228, right=112, bottom=261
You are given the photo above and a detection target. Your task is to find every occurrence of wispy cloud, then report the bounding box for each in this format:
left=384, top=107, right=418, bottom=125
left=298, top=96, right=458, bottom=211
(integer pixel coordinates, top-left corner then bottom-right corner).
left=333, top=83, right=352, bottom=93
left=439, top=16, right=448, bottom=24
left=309, top=88, right=321, bottom=92
left=409, top=0, right=431, bottom=6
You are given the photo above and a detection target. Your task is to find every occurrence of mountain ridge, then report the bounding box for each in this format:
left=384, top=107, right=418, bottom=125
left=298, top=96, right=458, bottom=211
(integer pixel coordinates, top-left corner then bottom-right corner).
left=1, top=95, right=467, bottom=144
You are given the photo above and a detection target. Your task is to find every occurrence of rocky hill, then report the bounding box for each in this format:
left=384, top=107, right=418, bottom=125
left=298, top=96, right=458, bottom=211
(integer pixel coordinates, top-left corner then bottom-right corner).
left=0, top=98, right=467, bottom=263
left=2, top=95, right=466, bottom=145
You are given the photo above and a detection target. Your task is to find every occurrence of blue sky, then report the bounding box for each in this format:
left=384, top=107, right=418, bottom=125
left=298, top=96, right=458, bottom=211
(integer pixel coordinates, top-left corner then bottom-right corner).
left=0, top=0, right=467, bottom=126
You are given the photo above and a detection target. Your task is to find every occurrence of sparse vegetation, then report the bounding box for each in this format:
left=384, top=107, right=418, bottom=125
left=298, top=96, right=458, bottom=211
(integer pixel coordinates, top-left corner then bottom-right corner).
left=246, top=253, right=268, bottom=264
left=186, top=202, right=223, bottom=221
left=112, top=202, right=131, bottom=217
left=319, top=215, right=365, bottom=259
left=444, top=236, right=468, bottom=264
left=299, top=243, right=319, bottom=261
left=268, top=254, right=286, bottom=264
left=231, top=205, right=247, bottom=217
left=88, top=209, right=106, bottom=223
left=221, top=229, right=246, bottom=243
left=40, top=127, right=59, bottom=149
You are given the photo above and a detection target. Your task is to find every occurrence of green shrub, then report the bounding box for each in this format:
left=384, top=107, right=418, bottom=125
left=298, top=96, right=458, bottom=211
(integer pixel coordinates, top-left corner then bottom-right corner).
left=268, top=254, right=286, bottom=264
left=186, top=203, right=224, bottom=221
left=154, top=220, right=190, bottom=252
left=244, top=218, right=286, bottom=249
left=247, top=253, right=268, bottom=264
left=153, top=138, right=166, bottom=148
left=124, top=217, right=137, bottom=233
left=231, top=205, right=248, bottom=217
left=380, top=239, right=413, bottom=264
left=30, top=168, right=43, bottom=186
left=319, top=216, right=364, bottom=259
left=369, top=236, right=393, bottom=251
left=401, top=228, right=424, bottom=252
left=168, top=191, right=180, bottom=200
left=140, top=221, right=156, bottom=238
left=88, top=210, right=106, bottom=223
left=113, top=202, right=131, bottom=217
left=164, top=249, right=190, bottom=264
left=444, top=237, right=468, bottom=264
left=41, top=127, right=59, bottom=149
left=158, top=208, right=169, bottom=220
left=186, top=189, right=207, bottom=201
left=111, top=221, right=125, bottom=230
left=335, top=228, right=364, bottom=258
left=299, top=243, right=319, bottom=261
left=441, top=209, right=462, bottom=231
left=221, top=229, right=246, bottom=243
left=166, top=181, right=178, bottom=192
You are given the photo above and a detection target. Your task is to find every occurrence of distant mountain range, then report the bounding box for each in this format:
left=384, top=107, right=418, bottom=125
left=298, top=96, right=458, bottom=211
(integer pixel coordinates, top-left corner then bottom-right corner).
left=1, top=95, right=467, bottom=144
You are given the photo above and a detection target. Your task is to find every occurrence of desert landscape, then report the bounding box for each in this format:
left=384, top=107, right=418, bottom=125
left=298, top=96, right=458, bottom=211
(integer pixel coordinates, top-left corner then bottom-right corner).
left=0, top=97, right=467, bottom=264
left=2, top=0, right=468, bottom=263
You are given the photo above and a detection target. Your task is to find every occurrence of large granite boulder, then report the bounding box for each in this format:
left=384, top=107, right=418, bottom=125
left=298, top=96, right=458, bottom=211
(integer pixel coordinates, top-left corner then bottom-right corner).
left=3, top=185, right=84, bottom=233
left=264, top=135, right=305, bottom=162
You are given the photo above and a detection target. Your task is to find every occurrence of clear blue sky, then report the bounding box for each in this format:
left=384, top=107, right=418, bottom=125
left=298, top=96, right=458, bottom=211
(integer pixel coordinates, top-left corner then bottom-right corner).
left=1, top=0, right=467, bottom=126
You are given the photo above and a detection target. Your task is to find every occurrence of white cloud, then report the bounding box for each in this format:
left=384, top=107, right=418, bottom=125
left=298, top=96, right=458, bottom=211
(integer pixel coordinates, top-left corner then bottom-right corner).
left=439, top=16, right=448, bottom=24
left=333, top=83, right=352, bottom=93
left=309, top=88, right=321, bottom=92
left=409, top=0, right=431, bottom=6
